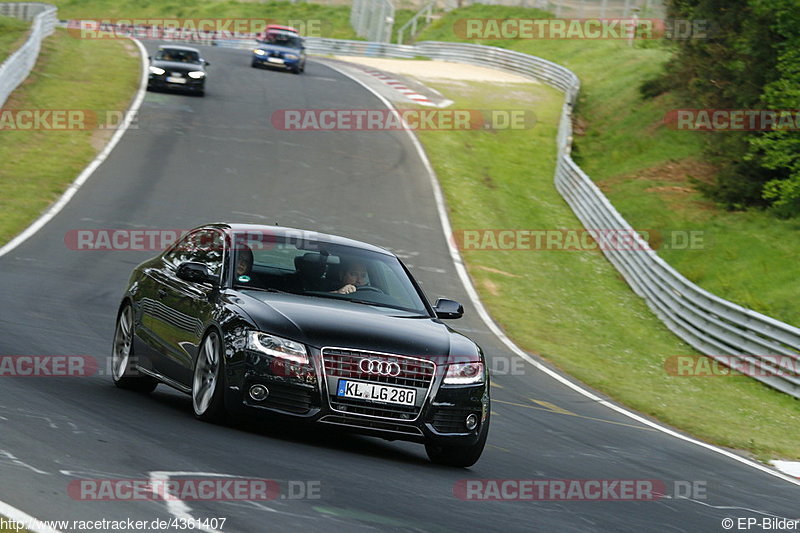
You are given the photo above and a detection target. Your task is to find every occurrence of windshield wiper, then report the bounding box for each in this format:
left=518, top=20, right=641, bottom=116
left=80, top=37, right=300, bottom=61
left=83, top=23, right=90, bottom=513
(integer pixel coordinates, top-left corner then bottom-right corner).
left=238, top=286, right=289, bottom=294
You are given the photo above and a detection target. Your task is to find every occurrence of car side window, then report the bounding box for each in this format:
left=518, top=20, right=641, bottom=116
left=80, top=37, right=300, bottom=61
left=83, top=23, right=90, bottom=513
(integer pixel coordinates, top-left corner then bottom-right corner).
left=163, top=230, right=224, bottom=279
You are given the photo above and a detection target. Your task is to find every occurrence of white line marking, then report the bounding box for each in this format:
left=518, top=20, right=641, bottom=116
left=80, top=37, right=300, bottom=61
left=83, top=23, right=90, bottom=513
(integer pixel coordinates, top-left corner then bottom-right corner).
left=148, top=471, right=230, bottom=533
left=772, top=461, right=800, bottom=478
left=0, top=449, right=50, bottom=475
left=0, top=38, right=149, bottom=259
left=323, top=60, right=800, bottom=488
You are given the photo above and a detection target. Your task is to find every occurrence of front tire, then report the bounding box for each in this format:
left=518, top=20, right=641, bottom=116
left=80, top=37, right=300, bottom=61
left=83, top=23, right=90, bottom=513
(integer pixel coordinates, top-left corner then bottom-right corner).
left=192, top=330, right=226, bottom=422
left=425, top=417, right=489, bottom=468
left=111, top=303, right=157, bottom=392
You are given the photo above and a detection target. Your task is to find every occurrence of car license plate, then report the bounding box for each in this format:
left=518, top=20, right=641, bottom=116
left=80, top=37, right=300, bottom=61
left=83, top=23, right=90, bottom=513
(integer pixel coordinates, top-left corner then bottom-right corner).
left=267, top=57, right=284, bottom=64
left=337, top=379, right=416, bottom=405
left=166, top=76, right=186, bottom=84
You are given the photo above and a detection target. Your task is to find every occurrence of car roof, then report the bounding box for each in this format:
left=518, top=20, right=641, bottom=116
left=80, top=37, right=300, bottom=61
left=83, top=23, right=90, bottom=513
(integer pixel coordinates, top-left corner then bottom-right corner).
left=203, top=223, right=395, bottom=257
left=266, top=24, right=299, bottom=33
left=157, top=45, right=202, bottom=53
left=265, top=30, right=302, bottom=39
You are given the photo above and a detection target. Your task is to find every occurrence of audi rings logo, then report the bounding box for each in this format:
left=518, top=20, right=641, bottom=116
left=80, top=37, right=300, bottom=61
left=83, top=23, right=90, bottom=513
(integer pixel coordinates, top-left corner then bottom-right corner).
left=359, top=359, right=401, bottom=377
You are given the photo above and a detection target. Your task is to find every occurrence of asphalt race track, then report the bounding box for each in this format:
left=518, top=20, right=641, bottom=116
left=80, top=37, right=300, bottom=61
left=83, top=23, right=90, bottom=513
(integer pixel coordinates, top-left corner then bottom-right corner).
left=0, top=43, right=797, bottom=532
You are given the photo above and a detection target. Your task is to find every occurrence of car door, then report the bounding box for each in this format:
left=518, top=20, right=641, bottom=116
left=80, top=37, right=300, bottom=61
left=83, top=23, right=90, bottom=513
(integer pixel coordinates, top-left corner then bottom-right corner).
left=141, top=228, right=225, bottom=387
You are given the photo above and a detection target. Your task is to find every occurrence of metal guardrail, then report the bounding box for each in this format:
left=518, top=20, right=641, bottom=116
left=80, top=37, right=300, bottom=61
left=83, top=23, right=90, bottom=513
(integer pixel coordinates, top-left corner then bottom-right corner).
left=213, top=37, right=419, bottom=59
left=0, top=2, right=57, bottom=108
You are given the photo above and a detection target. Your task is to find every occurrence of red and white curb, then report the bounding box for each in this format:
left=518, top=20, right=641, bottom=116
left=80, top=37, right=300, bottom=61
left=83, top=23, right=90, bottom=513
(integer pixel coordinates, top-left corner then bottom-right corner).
left=344, top=63, right=450, bottom=107
left=771, top=461, right=800, bottom=479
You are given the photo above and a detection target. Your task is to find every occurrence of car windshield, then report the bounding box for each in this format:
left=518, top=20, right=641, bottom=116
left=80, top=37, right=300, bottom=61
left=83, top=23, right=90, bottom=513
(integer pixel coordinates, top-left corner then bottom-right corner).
left=231, top=231, right=430, bottom=315
left=155, top=49, right=201, bottom=64
left=262, top=32, right=303, bottom=49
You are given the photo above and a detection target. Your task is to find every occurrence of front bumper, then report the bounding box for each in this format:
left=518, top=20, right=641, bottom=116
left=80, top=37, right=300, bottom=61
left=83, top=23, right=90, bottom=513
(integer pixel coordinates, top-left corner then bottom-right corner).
left=224, top=347, right=489, bottom=446
left=148, top=74, right=205, bottom=92
left=252, top=54, right=301, bottom=70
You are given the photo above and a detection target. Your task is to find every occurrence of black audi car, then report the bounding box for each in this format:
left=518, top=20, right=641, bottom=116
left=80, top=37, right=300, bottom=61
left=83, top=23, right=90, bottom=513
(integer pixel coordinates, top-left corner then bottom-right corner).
left=147, top=45, right=209, bottom=96
left=112, top=224, right=490, bottom=466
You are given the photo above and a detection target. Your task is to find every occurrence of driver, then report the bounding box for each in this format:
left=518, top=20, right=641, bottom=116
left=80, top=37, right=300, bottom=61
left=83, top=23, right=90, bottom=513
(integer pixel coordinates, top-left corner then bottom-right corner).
left=332, top=260, right=369, bottom=294
left=235, top=245, right=254, bottom=282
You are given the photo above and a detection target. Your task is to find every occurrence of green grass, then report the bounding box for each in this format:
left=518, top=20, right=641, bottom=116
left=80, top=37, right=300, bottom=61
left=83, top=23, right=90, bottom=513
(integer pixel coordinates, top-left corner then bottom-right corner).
left=49, top=0, right=364, bottom=40
left=415, top=4, right=800, bottom=328
left=0, top=28, right=140, bottom=245
left=415, top=79, right=800, bottom=461
left=0, top=14, right=30, bottom=63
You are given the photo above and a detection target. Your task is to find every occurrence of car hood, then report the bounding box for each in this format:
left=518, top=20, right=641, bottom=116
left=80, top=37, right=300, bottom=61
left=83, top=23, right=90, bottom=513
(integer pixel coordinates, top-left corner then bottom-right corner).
left=151, top=60, right=204, bottom=71
left=254, top=44, right=302, bottom=55
left=232, top=291, right=461, bottom=358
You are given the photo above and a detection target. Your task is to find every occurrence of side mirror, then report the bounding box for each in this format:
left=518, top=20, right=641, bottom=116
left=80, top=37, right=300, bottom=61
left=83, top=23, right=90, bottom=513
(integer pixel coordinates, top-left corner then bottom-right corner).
left=434, top=298, right=463, bottom=319
left=176, top=262, right=217, bottom=285
left=204, top=60, right=210, bottom=66
left=148, top=55, right=151, bottom=60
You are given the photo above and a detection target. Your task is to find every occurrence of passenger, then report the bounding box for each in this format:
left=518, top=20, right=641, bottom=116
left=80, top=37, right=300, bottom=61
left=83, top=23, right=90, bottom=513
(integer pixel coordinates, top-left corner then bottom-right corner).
left=332, top=261, right=369, bottom=294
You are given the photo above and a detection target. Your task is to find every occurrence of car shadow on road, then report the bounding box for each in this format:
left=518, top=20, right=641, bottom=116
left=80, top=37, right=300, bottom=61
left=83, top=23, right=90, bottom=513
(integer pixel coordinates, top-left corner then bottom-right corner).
left=141, top=385, right=432, bottom=467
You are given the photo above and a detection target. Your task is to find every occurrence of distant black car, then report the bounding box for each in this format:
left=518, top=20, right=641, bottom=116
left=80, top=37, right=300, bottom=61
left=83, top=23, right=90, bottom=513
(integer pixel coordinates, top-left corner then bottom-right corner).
left=251, top=30, right=306, bottom=74
left=147, top=45, right=209, bottom=96
left=112, top=224, right=490, bottom=466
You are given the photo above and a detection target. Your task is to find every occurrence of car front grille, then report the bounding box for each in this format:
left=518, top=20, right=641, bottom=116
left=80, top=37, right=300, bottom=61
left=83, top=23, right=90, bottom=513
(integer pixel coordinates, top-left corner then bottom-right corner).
left=321, top=348, right=436, bottom=421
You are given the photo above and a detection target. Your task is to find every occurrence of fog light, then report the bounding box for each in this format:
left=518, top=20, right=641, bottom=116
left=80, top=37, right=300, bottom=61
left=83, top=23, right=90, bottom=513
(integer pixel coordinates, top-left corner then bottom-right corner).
left=465, top=413, right=478, bottom=431
left=249, top=384, right=269, bottom=401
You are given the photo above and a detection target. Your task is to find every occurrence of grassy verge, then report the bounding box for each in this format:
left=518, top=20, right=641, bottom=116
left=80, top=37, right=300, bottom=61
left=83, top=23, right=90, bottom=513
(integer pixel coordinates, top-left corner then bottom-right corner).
left=0, top=28, right=140, bottom=245
left=47, top=0, right=406, bottom=41
left=416, top=5, right=800, bottom=327
left=0, top=14, right=30, bottom=63
left=415, top=78, right=800, bottom=461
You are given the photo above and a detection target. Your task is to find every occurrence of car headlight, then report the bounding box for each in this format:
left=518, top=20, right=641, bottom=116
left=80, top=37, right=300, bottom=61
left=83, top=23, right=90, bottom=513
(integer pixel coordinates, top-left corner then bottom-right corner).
left=253, top=49, right=266, bottom=56
left=284, top=53, right=299, bottom=60
left=247, top=332, right=308, bottom=364
left=187, top=71, right=206, bottom=79
left=149, top=66, right=165, bottom=75
left=443, top=362, right=485, bottom=385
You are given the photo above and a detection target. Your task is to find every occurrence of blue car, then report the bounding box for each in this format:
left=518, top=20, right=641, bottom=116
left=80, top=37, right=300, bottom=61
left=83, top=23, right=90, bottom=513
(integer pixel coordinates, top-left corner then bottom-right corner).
left=251, top=30, right=306, bottom=74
